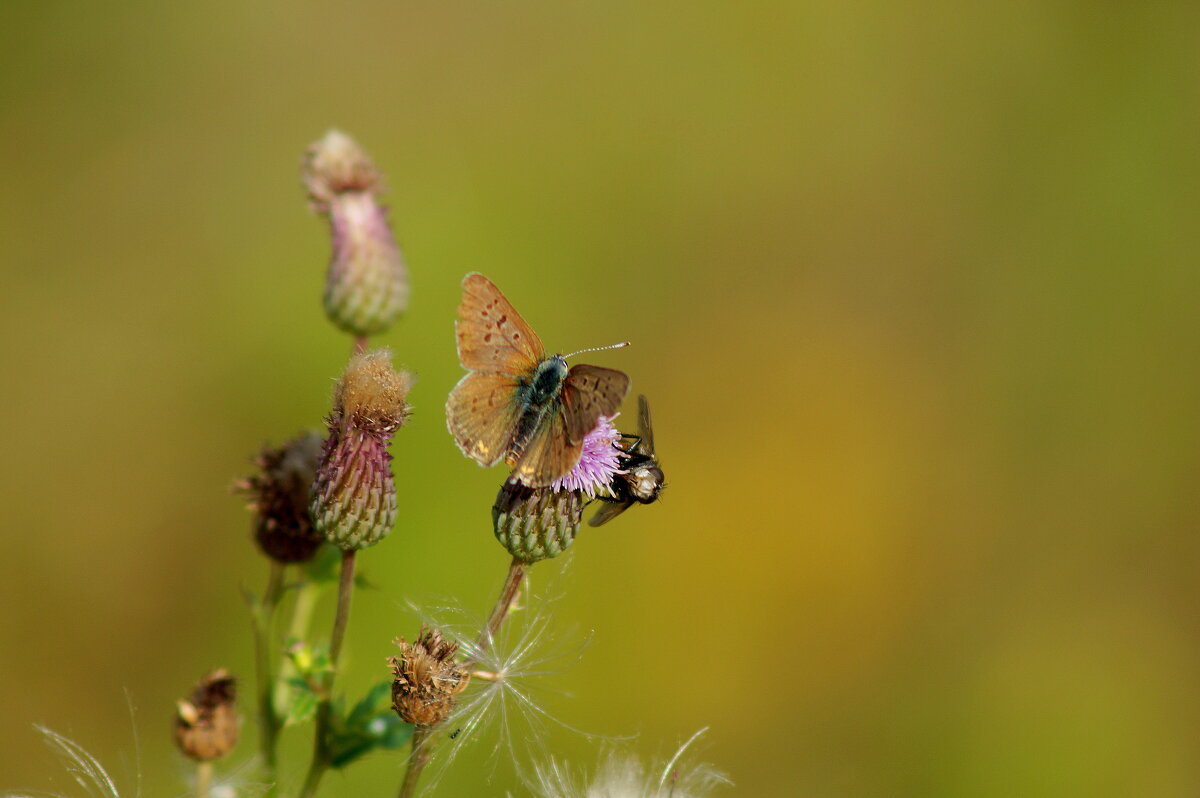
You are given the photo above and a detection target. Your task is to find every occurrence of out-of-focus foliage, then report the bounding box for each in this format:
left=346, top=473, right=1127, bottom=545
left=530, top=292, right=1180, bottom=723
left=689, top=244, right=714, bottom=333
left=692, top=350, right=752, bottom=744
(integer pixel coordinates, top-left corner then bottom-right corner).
left=2, top=2, right=1200, bottom=796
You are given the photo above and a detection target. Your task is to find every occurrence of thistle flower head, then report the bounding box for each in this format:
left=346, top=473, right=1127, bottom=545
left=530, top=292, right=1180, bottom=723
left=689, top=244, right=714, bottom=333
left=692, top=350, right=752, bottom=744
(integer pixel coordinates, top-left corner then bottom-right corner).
left=387, top=626, right=471, bottom=727
left=493, top=481, right=584, bottom=563
left=551, top=415, right=621, bottom=498
left=311, top=350, right=412, bottom=550
left=532, top=729, right=731, bottom=798
left=237, top=431, right=324, bottom=563
left=303, top=129, right=408, bottom=336
left=174, top=670, right=239, bottom=762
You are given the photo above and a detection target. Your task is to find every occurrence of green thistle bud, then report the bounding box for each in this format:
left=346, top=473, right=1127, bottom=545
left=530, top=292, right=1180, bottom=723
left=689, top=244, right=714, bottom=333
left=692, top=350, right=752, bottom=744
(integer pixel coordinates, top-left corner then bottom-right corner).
left=237, top=432, right=324, bottom=563
left=174, top=670, right=239, bottom=762
left=303, top=130, right=409, bottom=336
left=492, top=480, right=583, bottom=563
left=311, top=350, right=412, bottom=550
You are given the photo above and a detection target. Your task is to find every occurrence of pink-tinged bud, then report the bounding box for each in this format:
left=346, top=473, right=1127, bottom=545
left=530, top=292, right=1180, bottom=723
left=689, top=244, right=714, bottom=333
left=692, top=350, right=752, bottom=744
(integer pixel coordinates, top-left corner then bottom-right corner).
left=311, top=350, right=413, bottom=550
left=303, top=130, right=409, bottom=336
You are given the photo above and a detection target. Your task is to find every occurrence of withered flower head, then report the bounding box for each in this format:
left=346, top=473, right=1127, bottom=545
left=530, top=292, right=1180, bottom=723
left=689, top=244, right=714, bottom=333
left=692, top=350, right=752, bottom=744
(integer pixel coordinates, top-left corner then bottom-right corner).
left=302, top=129, right=408, bottom=336
left=174, top=670, right=238, bottom=762
left=493, top=480, right=584, bottom=563
left=311, top=350, right=413, bottom=550
left=237, top=431, right=324, bottom=563
left=388, top=626, right=470, bottom=727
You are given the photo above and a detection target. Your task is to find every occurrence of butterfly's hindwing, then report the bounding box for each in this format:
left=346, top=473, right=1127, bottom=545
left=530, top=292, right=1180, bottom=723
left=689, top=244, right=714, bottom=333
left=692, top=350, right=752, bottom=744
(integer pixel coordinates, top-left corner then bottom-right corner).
left=512, top=404, right=583, bottom=486
left=561, top=364, right=631, bottom=443
left=446, top=371, right=523, bottom=467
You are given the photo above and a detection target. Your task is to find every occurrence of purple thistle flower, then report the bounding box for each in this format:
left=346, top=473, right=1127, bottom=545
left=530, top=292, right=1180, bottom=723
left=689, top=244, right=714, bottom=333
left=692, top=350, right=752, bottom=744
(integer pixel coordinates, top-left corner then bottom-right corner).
left=551, top=415, right=621, bottom=498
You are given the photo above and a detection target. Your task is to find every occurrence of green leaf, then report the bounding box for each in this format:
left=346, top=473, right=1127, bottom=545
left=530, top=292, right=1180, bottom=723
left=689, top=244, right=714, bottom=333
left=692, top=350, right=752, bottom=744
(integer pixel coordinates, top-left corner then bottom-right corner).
left=285, top=688, right=319, bottom=727
left=325, top=681, right=413, bottom=769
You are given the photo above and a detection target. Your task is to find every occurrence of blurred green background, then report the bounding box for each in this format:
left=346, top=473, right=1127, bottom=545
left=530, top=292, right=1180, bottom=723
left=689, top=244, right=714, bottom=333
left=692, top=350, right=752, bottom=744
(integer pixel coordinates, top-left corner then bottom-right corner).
left=3, top=1, right=1200, bottom=795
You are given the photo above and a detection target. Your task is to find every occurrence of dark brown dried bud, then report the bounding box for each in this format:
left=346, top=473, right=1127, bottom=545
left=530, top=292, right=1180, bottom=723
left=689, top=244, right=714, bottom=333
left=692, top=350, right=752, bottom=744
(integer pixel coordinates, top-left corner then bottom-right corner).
left=174, top=670, right=238, bottom=761
left=388, top=627, right=470, bottom=727
left=493, top=480, right=583, bottom=563
left=238, top=432, right=324, bottom=563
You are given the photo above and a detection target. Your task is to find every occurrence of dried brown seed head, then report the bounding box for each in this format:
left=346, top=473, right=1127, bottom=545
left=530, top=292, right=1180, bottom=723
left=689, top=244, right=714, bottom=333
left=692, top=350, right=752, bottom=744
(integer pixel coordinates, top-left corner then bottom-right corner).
left=388, top=626, right=470, bottom=727
left=239, top=432, right=324, bottom=563
left=174, top=670, right=238, bottom=762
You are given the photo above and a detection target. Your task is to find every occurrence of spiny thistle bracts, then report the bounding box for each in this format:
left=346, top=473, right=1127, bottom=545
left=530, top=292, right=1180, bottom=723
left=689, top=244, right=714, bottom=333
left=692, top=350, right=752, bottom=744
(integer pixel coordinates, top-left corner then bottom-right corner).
left=303, top=129, right=408, bottom=336
left=311, top=350, right=412, bottom=550
left=493, top=480, right=584, bottom=563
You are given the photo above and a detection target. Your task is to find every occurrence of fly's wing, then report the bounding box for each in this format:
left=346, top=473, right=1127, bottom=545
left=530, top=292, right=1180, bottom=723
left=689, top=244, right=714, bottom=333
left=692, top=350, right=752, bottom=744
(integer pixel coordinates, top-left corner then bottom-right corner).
left=560, top=364, right=631, bottom=444
left=588, top=499, right=633, bottom=527
left=635, top=394, right=655, bottom=456
left=511, top=405, right=582, bottom=486
left=456, top=273, right=544, bottom=374
left=446, top=371, right=523, bottom=467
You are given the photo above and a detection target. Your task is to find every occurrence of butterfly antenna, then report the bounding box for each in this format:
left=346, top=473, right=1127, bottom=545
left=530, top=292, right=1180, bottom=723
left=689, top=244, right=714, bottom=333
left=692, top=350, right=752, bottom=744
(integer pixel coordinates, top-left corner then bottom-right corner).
left=563, top=341, right=630, bottom=359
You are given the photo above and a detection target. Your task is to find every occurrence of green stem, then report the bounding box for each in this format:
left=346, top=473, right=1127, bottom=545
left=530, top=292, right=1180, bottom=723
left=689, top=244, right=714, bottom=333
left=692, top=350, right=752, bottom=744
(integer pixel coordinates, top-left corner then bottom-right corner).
left=252, top=561, right=286, bottom=786
left=195, top=761, right=213, bottom=798
left=476, top=557, right=527, bottom=654
left=397, top=726, right=432, bottom=798
left=274, top=577, right=322, bottom=711
left=298, top=549, right=357, bottom=798
left=398, top=557, right=528, bottom=798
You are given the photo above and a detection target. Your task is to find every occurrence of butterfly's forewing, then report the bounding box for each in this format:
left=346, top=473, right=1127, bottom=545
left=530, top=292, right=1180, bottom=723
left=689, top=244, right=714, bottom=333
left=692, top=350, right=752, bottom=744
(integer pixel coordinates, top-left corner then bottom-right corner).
left=456, top=273, right=544, bottom=375
left=511, top=405, right=582, bottom=486
left=446, top=371, right=524, bottom=467
left=635, top=394, right=655, bottom=456
left=560, top=364, right=631, bottom=444
left=588, top=499, right=632, bottom=527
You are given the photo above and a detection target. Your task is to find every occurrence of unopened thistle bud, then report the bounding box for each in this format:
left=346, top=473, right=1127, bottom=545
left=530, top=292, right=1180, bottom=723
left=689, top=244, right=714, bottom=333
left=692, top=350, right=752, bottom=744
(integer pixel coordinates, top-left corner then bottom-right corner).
left=237, top=432, right=324, bottom=563
left=493, top=480, right=584, bottom=563
left=174, top=670, right=239, bottom=762
left=311, top=350, right=412, bottom=550
left=388, top=626, right=470, bottom=727
left=303, top=130, right=409, bottom=336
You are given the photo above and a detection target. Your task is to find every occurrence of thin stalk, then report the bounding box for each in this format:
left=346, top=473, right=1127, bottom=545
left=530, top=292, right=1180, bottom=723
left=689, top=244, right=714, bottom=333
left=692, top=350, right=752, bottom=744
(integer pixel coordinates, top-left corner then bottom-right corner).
left=252, top=561, right=286, bottom=786
left=353, top=335, right=368, bottom=354
left=274, top=577, right=322, bottom=711
left=396, top=726, right=433, bottom=798
left=298, top=549, right=358, bottom=798
left=398, top=557, right=528, bottom=797
left=476, top=557, right=527, bottom=654
left=195, top=761, right=213, bottom=798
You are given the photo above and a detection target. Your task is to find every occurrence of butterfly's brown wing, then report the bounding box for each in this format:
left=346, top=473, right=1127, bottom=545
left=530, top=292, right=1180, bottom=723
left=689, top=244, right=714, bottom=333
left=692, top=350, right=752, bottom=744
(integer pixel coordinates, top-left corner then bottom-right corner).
left=446, top=371, right=523, bottom=467
left=561, top=365, right=631, bottom=444
left=456, top=273, right=544, bottom=374
left=511, top=405, right=581, bottom=486
left=588, top=499, right=633, bottom=527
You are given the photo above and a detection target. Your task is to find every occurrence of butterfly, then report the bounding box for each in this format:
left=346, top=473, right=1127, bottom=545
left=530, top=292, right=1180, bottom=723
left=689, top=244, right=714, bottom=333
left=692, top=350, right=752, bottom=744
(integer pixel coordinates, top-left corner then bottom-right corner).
left=589, top=394, right=665, bottom=526
left=446, top=273, right=631, bottom=486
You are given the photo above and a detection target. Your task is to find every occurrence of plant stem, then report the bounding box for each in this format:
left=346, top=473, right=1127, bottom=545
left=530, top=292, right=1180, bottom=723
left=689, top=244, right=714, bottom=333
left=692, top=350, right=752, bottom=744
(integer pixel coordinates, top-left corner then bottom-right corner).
left=353, top=335, right=368, bottom=354
left=252, top=561, right=286, bottom=787
left=476, top=557, right=527, bottom=654
left=274, top=577, right=322, bottom=711
left=397, top=557, right=528, bottom=798
left=195, top=761, right=213, bottom=798
left=396, top=726, right=432, bottom=798
left=298, top=549, right=357, bottom=798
